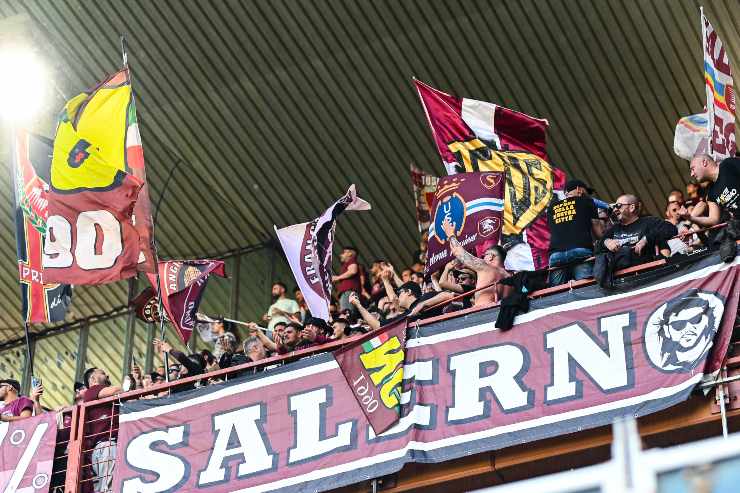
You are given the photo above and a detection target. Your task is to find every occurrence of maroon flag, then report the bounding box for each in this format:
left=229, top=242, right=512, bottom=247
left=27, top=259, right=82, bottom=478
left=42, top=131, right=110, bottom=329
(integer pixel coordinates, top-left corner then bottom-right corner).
left=410, top=164, right=439, bottom=234
left=0, top=413, right=57, bottom=492
left=414, top=79, right=566, bottom=270
left=147, top=260, right=227, bottom=343
left=43, top=175, right=142, bottom=285
left=130, top=286, right=160, bottom=323
left=334, top=319, right=407, bottom=435
left=425, top=172, right=505, bottom=274
left=274, top=185, right=371, bottom=321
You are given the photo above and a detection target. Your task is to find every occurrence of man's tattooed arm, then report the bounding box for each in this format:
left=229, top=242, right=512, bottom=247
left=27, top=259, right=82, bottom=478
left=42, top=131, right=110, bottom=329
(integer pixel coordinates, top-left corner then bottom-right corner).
left=449, top=236, right=489, bottom=272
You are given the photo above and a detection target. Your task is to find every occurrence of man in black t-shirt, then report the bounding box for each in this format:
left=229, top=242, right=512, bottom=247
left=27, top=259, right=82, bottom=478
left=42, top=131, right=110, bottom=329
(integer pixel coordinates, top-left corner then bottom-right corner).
left=684, top=154, right=740, bottom=226
left=547, top=179, right=604, bottom=286
left=599, top=194, right=677, bottom=267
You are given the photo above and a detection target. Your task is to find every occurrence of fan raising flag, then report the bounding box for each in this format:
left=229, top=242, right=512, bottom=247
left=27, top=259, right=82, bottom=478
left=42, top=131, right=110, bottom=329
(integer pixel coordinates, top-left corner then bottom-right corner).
left=275, top=185, right=371, bottom=321
left=414, top=80, right=565, bottom=270
left=702, top=9, right=736, bottom=161
left=11, top=129, right=72, bottom=323
left=147, top=260, right=227, bottom=343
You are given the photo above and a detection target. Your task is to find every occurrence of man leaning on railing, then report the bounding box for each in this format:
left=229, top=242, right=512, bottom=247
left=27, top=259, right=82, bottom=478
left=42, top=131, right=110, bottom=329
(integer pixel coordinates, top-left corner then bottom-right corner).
left=81, top=368, right=122, bottom=493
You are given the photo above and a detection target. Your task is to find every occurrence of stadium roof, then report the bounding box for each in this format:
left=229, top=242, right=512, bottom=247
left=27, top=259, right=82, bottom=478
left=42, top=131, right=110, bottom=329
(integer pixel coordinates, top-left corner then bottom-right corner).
left=0, top=0, right=737, bottom=346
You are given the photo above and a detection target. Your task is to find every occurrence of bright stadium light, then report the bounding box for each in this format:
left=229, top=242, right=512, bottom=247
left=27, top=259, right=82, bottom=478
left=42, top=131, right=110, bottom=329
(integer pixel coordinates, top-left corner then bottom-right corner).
left=0, top=50, right=46, bottom=122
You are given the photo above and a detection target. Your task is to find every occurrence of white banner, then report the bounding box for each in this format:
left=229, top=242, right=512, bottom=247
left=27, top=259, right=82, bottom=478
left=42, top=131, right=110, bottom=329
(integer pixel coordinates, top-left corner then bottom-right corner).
left=274, top=185, right=370, bottom=321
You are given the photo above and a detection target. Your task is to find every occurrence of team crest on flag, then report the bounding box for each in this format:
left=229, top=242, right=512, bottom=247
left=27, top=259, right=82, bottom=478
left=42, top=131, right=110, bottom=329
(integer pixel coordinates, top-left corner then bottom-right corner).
left=414, top=79, right=565, bottom=270
left=146, top=260, right=227, bottom=343
left=334, top=319, right=407, bottom=435
left=426, top=172, right=504, bottom=274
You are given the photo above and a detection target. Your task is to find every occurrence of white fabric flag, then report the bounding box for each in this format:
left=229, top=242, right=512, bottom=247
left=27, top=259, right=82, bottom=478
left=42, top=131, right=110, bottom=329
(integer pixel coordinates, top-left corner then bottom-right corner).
left=674, top=112, right=710, bottom=161
left=274, top=185, right=371, bottom=321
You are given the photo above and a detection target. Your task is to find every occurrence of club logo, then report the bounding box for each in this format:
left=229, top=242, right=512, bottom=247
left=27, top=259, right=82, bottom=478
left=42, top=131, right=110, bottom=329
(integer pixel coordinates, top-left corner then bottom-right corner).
left=478, top=216, right=501, bottom=237
left=67, top=139, right=91, bottom=168
left=644, top=289, right=724, bottom=372
left=433, top=193, right=466, bottom=244
left=480, top=172, right=502, bottom=190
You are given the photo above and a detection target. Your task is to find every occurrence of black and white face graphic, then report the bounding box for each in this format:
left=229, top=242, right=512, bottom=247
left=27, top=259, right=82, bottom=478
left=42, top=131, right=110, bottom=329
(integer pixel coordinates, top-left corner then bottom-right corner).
left=644, top=290, right=724, bottom=372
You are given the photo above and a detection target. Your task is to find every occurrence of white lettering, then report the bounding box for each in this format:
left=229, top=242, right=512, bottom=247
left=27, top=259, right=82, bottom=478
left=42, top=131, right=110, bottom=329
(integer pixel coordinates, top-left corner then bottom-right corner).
left=288, top=387, right=354, bottom=463
left=43, top=215, right=73, bottom=268
left=122, top=426, right=187, bottom=493
left=545, top=313, right=632, bottom=402
left=447, top=345, right=532, bottom=422
left=198, top=405, right=275, bottom=485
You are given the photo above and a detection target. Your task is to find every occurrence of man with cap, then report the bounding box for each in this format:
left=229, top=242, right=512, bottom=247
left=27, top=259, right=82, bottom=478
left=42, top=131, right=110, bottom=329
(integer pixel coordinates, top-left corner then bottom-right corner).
left=0, top=379, right=37, bottom=421
left=546, top=179, right=605, bottom=286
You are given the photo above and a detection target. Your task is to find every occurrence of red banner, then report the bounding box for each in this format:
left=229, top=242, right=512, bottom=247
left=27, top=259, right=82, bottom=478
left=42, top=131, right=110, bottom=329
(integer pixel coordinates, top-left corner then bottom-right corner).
left=703, top=11, right=736, bottom=161
left=0, top=413, right=58, bottom=492
left=113, top=254, right=740, bottom=493
left=147, top=260, right=227, bottom=343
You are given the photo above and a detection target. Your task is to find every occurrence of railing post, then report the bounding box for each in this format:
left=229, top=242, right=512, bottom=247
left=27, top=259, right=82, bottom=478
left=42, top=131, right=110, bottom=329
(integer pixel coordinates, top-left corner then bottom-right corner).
left=64, top=404, right=84, bottom=493
left=231, top=254, right=241, bottom=320
left=144, top=322, right=155, bottom=373
left=75, top=322, right=90, bottom=383
left=122, top=277, right=138, bottom=377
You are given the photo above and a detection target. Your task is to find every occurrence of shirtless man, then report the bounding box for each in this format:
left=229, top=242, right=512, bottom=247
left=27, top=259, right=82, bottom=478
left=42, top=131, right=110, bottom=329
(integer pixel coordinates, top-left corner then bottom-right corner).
left=441, top=217, right=511, bottom=306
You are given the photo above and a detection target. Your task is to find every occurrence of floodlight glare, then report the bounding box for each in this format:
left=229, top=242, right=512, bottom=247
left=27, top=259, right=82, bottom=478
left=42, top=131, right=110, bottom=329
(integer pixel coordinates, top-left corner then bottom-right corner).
left=0, top=50, right=46, bottom=122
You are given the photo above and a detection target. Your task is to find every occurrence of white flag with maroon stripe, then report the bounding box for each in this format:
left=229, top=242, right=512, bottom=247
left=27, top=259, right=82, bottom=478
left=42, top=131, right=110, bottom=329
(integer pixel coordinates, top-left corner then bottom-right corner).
left=275, top=185, right=371, bottom=321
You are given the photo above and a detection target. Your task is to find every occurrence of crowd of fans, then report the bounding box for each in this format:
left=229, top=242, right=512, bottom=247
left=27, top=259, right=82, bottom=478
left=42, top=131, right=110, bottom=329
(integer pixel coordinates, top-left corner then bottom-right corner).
left=3, top=152, right=739, bottom=493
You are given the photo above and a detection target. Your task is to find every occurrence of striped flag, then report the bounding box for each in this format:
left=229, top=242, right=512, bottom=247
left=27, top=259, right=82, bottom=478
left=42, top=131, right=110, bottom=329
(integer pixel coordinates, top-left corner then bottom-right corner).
left=414, top=79, right=565, bottom=270
left=362, top=331, right=390, bottom=353
left=702, top=9, right=736, bottom=161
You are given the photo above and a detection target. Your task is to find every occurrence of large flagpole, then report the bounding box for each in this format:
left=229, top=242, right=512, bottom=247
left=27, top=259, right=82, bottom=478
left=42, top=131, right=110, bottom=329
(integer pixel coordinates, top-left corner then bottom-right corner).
left=9, top=122, right=36, bottom=391
left=120, top=35, right=172, bottom=382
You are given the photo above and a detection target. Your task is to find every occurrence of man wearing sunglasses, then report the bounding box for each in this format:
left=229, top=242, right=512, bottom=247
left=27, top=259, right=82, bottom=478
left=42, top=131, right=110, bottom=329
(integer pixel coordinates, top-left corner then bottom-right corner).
left=599, top=194, right=677, bottom=267
left=657, top=291, right=721, bottom=371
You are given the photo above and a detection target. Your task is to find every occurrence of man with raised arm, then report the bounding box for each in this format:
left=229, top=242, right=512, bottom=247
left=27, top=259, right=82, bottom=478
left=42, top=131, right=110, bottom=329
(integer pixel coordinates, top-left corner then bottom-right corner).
left=440, top=216, right=511, bottom=307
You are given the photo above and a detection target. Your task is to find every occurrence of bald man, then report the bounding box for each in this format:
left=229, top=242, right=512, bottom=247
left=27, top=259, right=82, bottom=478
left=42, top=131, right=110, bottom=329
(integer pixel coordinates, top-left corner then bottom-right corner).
left=600, top=194, right=677, bottom=266
left=682, top=153, right=740, bottom=227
